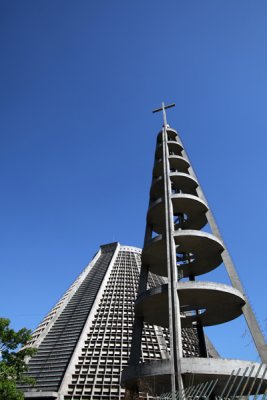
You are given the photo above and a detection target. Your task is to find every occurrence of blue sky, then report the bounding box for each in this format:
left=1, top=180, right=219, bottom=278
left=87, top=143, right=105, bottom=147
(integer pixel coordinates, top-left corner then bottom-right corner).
left=1, top=1, right=267, bottom=362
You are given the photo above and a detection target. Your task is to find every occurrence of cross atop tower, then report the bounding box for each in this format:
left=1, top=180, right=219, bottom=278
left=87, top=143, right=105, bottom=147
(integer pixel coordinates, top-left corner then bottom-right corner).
left=152, top=102, right=175, bottom=127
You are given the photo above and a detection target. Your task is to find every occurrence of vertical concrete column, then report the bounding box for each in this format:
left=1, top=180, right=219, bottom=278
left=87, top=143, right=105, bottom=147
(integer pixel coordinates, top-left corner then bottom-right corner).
left=206, top=211, right=267, bottom=364
left=162, top=127, right=184, bottom=399
left=189, top=275, right=208, bottom=357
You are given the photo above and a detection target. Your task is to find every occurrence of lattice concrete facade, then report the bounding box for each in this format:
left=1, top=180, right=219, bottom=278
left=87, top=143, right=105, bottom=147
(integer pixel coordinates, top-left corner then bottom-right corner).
left=22, top=243, right=205, bottom=400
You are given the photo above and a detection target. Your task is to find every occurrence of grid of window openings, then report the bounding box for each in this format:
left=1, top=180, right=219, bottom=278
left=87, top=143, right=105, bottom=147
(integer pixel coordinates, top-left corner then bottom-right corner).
left=27, top=251, right=103, bottom=348
left=28, top=277, right=85, bottom=346
left=22, top=246, right=115, bottom=393
left=65, top=247, right=200, bottom=400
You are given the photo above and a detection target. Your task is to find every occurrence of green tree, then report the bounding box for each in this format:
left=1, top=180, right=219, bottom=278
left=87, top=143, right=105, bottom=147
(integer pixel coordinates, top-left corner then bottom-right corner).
left=0, top=318, right=36, bottom=400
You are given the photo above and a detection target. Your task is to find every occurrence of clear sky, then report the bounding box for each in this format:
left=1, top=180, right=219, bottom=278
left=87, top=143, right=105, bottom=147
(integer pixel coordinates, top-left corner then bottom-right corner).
left=1, top=0, right=267, bottom=363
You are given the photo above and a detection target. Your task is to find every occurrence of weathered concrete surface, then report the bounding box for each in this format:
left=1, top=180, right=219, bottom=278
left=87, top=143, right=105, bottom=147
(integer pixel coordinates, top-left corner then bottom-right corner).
left=153, top=155, right=190, bottom=177
left=122, top=358, right=267, bottom=395
left=24, top=392, right=58, bottom=399
left=142, top=230, right=224, bottom=277
left=147, top=194, right=208, bottom=233
left=150, top=173, right=198, bottom=199
left=157, top=127, right=180, bottom=142
left=155, top=140, right=183, bottom=158
left=135, top=281, right=245, bottom=328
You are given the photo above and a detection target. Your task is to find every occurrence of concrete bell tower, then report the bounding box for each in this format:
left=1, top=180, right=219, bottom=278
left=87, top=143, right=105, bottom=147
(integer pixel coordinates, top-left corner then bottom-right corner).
left=122, top=103, right=267, bottom=399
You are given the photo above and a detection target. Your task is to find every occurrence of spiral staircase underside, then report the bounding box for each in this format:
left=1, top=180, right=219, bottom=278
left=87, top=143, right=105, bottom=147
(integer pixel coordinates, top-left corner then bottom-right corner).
left=122, top=120, right=267, bottom=397
left=122, top=358, right=267, bottom=396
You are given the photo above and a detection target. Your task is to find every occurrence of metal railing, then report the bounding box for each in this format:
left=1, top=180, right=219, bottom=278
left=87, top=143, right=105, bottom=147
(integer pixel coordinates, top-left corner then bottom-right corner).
left=159, top=364, right=267, bottom=400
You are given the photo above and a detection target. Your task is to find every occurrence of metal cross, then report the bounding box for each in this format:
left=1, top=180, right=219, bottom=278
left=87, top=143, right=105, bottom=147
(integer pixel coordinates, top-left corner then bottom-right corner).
left=152, top=102, right=175, bottom=127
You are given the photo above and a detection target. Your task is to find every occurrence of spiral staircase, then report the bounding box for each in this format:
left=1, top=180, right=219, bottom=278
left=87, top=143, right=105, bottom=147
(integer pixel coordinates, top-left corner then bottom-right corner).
left=121, top=104, right=267, bottom=398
